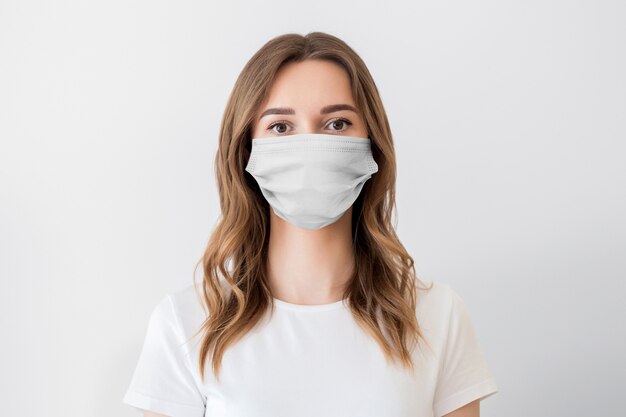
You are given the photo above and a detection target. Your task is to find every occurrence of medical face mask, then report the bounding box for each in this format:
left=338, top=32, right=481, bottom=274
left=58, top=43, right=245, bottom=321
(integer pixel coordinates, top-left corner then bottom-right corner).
left=245, top=133, right=379, bottom=230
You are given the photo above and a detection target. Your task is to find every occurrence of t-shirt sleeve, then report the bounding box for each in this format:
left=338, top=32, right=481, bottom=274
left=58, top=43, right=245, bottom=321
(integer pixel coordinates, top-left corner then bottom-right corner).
left=432, top=287, right=499, bottom=417
left=122, top=294, right=206, bottom=417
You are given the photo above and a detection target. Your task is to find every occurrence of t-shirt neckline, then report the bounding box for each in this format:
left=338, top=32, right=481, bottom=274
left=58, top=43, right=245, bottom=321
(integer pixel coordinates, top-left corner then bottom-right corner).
left=272, top=297, right=348, bottom=311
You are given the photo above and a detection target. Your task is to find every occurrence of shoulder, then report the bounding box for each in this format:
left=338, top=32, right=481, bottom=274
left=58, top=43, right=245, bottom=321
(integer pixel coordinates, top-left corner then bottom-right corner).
left=414, top=279, right=472, bottom=345
left=151, top=281, right=209, bottom=344
left=415, top=279, right=461, bottom=320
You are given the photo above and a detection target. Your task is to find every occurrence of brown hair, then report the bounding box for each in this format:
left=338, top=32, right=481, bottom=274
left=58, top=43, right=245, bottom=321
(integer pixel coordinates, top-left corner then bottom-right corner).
left=191, top=31, right=433, bottom=382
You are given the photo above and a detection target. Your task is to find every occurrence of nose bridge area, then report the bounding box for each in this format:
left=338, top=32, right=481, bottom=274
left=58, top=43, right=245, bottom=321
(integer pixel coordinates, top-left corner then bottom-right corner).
left=292, top=104, right=333, bottom=134
left=296, top=113, right=323, bottom=134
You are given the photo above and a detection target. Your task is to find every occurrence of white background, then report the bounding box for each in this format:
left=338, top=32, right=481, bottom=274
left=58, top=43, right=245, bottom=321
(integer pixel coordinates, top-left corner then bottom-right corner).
left=1, top=1, right=624, bottom=416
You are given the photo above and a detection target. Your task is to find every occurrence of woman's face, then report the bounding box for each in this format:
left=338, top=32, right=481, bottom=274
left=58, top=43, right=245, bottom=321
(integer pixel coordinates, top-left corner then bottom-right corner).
left=251, top=59, right=368, bottom=139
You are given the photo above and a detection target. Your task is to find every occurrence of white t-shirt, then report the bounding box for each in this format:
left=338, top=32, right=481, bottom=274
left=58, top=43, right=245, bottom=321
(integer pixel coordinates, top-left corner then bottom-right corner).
left=122, top=279, right=498, bottom=417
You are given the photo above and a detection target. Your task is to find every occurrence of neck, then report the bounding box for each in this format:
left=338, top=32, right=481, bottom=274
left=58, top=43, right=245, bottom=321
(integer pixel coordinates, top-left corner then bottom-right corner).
left=266, top=207, right=355, bottom=305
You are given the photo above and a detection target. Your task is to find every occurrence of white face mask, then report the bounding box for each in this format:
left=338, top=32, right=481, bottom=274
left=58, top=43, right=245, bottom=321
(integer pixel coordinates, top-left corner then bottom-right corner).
left=245, top=133, right=379, bottom=230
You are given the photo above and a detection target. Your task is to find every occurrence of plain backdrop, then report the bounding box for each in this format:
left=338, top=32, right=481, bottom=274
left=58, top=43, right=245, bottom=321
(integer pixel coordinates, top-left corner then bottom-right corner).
left=1, top=0, right=624, bottom=416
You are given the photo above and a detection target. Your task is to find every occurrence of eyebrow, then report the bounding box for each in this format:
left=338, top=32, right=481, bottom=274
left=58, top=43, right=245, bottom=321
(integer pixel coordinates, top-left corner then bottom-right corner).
left=258, top=103, right=358, bottom=120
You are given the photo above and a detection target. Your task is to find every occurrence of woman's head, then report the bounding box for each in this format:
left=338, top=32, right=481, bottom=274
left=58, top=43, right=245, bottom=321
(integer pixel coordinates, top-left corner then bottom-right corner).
left=194, top=31, right=432, bottom=382
left=211, top=32, right=398, bottom=229
left=245, top=56, right=381, bottom=231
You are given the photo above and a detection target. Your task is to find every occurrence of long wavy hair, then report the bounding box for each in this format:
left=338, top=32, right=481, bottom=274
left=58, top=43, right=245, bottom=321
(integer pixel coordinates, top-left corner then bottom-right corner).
left=191, top=31, right=434, bottom=383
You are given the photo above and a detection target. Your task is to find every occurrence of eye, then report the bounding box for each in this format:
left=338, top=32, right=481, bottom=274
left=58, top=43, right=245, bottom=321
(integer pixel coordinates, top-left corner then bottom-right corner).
left=326, top=118, right=353, bottom=132
left=266, top=121, right=291, bottom=135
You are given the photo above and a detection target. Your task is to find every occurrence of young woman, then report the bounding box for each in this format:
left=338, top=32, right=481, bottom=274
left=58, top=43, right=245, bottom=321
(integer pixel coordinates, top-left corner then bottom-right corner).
left=123, top=31, right=499, bottom=417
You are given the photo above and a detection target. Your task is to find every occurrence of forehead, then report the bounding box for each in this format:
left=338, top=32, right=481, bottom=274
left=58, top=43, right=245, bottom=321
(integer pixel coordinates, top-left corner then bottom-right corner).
left=261, top=59, right=356, bottom=110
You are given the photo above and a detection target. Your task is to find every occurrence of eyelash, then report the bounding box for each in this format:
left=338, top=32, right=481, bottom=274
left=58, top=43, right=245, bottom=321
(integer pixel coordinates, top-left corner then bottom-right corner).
left=266, top=118, right=353, bottom=134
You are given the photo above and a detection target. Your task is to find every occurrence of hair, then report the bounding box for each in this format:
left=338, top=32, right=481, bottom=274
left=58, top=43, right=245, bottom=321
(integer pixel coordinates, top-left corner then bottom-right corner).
left=190, top=31, right=434, bottom=383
